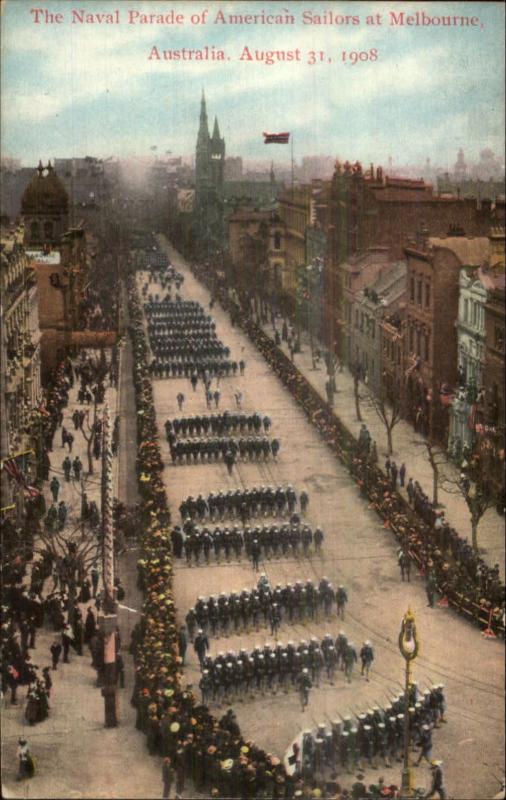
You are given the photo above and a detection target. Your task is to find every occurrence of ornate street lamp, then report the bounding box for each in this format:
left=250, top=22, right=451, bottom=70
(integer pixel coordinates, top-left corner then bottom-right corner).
left=398, top=607, right=420, bottom=799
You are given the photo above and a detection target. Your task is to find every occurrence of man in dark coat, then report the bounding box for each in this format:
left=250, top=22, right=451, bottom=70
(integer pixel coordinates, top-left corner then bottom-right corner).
left=50, top=639, right=62, bottom=670
left=162, top=757, right=174, bottom=799
left=194, top=629, right=209, bottom=667
left=84, top=608, right=96, bottom=644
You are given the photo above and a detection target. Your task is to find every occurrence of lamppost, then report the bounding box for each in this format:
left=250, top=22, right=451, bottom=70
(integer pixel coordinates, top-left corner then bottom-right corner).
left=398, top=607, right=420, bottom=799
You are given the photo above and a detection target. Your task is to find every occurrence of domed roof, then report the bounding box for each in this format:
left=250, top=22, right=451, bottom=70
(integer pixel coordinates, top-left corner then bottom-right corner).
left=21, top=160, right=69, bottom=215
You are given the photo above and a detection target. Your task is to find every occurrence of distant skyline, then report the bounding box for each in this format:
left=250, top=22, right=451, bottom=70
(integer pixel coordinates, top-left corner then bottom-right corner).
left=1, top=1, right=504, bottom=168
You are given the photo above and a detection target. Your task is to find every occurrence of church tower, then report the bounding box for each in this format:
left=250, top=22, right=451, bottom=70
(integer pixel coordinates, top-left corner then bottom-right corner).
left=194, top=91, right=226, bottom=258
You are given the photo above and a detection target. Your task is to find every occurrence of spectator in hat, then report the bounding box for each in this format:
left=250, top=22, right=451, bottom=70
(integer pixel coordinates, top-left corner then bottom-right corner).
left=17, top=737, right=35, bottom=780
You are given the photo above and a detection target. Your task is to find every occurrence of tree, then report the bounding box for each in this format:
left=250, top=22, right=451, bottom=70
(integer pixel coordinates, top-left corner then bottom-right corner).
left=80, top=402, right=99, bottom=475
left=412, top=436, right=448, bottom=506
left=34, top=484, right=100, bottom=625
left=364, top=383, right=403, bottom=455
left=440, top=462, right=497, bottom=552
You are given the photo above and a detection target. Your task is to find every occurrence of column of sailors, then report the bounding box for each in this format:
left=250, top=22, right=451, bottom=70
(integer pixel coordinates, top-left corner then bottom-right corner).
left=165, top=412, right=272, bottom=438
left=144, top=299, right=238, bottom=379
left=171, top=520, right=324, bottom=565
left=294, top=682, right=446, bottom=777
left=178, top=486, right=309, bottom=522
left=185, top=578, right=349, bottom=638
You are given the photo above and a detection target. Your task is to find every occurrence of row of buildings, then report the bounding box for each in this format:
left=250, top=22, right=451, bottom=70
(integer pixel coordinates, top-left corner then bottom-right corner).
left=175, top=96, right=504, bottom=498
left=1, top=160, right=118, bottom=512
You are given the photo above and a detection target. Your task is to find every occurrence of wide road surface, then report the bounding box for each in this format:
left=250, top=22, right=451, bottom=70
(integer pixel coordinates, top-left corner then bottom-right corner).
left=144, top=239, right=504, bottom=800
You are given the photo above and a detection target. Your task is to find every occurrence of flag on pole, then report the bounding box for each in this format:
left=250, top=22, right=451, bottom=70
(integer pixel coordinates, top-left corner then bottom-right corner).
left=263, top=132, right=290, bottom=144
left=2, top=456, right=40, bottom=497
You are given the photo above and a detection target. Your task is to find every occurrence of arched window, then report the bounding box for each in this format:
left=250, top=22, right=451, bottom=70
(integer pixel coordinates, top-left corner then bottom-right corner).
left=274, top=231, right=281, bottom=250
left=44, top=220, right=54, bottom=239
left=30, top=220, right=39, bottom=241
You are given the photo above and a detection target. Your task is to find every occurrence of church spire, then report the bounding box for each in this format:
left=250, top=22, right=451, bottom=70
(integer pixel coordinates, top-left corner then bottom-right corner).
left=200, top=89, right=208, bottom=125
left=212, top=116, right=221, bottom=142
left=197, top=88, right=210, bottom=147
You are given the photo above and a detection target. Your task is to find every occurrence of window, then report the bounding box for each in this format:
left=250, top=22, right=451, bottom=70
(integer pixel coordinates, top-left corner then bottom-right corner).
left=355, top=310, right=359, bottom=329
left=424, top=333, right=430, bottom=362
left=417, top=279, right=423, bottom=305
left=410, top=276, right=415, bottom=302
left=425, top=283, right=430, bottom=308
left=274, top=231, right=281, bottom=250
left=409, top=324, right=414, bottom=351
left=416, top=329, right=421, bottom=356
left=495, top=326, right=505, bottom=351
left=464, top=299, right=469, bottom=322
left=30, top=220, right=39, bottom=240
left=44, top=221, right=54, bottom=239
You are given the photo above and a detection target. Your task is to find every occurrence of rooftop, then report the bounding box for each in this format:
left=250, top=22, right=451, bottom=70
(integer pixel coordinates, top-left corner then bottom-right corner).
left=429, top=236, right=490, bottom=266
left=358, top=260, right=407, bottom=307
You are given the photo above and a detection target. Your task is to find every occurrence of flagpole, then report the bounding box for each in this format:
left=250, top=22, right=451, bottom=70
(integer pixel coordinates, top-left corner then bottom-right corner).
left=291, top=133, right=294, bottom=198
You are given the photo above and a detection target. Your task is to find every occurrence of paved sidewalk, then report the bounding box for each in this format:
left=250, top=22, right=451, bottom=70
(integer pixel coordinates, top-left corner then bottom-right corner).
left=1, top=347, right=165, bottom=799
left=258, top=318, right=505, bottom=577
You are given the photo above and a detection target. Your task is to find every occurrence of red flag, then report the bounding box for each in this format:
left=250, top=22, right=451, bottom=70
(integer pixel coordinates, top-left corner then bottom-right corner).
left=263, top=132, right=290, bottom=144
left=2, top=457, right=40, bottom=497
left=2, top=458, right=24, bottom=483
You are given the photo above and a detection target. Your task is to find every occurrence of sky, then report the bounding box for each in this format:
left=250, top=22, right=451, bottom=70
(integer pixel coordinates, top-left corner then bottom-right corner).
left=1, top=0, right=504, bottom=169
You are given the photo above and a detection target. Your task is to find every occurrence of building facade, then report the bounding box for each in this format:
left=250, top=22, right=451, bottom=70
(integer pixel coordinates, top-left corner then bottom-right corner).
left=227, top=208, right=285, bottom=295
left=403, top=234, right=490, bottom=442
left=448, top=267, right=489, bottom=460
left=325, top=159, right=498, bottom=362
left=350, top=260, right=406, bottom=395
left=1, top=226, right=41, bottom=458
left=26, top=226, right=90, bottom=378
left=380, top=309, right=405, bottom=405
left=337, top=247, right=391, bottom=366
left=276, top=181, right=329, bottom=307
left=476, top=276, right=505, bottom=498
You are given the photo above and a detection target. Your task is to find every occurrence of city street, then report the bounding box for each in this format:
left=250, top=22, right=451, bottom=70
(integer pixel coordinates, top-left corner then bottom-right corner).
left=258, top=318, right=505, bottom=577
left=144, top=239, right=505, bottom=800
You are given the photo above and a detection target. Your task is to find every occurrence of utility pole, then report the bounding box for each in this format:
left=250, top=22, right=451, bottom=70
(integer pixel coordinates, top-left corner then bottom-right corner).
left=99, top=405, right=118, bottom=727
